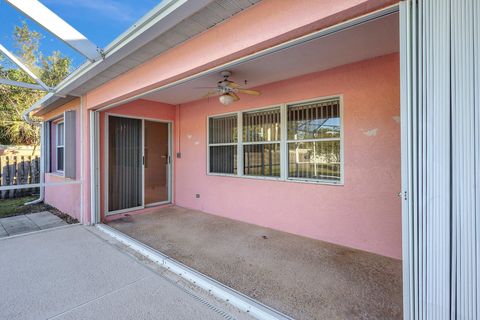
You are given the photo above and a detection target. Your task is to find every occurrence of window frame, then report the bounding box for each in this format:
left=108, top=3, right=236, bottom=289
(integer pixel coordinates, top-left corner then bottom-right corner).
left=206, top=95, right=344, bottom=185
left=206, top=113, right=239, bottom=177
left=55, top=120, right=65, bottom=174
left=242, top=106, right=282, bottom=178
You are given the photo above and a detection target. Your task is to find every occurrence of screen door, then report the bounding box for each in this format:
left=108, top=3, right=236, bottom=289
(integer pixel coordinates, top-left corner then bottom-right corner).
left=108, top=116, right=143, bottom=212
left=144, top=120, right=169, bottom=205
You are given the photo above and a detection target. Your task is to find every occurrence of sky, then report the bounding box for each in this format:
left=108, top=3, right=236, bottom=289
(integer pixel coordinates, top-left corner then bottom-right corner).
left=0, top=0, right=159, bottom=69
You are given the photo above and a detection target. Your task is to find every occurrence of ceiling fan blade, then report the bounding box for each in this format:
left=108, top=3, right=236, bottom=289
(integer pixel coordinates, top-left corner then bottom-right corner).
left=237, top=89, right=261, bottom=96
left=227, top=81, right=240, bottom=88
left=228, top=92, right=240, bottom=101
left=194, top=86, right=218, bottom=89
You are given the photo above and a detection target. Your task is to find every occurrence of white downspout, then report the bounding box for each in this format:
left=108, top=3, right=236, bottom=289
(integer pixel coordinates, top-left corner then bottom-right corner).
left=22, top=99, right=49, bottom=206
left=23, top=115, right=45, bottom=205
left=24, top=121, right=45, bottom=205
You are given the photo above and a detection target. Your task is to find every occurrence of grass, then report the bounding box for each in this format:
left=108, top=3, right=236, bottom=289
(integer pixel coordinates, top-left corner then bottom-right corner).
left=0, top=196, right=52, bottom=219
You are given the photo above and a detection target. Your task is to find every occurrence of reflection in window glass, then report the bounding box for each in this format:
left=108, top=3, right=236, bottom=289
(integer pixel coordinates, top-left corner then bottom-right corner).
left=288, top=141, right=340, bottom=181
left=243, top=108, right=280, bottom=142
left=288, top=100, right=340, bottom=140
left=244, top=143, right=280, bottom=177
left=287, top=99, right=341, bottom=182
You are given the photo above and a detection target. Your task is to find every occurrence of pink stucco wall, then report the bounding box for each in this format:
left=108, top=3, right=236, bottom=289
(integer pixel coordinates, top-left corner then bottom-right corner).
left=44, top=102, right=82, bottom=221
left=79, top=0, right=398, bottom=227
left=174, top=54, right=401, bottom=258
left=66, top=1, right=402, bottom=259
left=44, top=175, right=81, bottom=220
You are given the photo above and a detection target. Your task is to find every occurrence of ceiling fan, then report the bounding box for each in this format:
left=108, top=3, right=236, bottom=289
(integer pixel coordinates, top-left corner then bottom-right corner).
left=201, top=71, right=261, bottom=105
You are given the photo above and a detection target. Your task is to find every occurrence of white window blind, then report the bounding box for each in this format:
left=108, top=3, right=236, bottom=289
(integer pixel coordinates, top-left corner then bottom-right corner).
left=208, top=115, right=237, bottom=174
left=243, top=108, right=281, bottom=177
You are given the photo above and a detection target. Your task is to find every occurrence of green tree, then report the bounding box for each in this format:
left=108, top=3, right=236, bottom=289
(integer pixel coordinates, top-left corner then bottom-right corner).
left=0, top=22, right=71, bottom=153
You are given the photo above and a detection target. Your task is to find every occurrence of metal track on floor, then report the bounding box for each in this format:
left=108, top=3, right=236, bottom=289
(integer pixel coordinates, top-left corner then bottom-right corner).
left=96, top=224, right=293, bottom=320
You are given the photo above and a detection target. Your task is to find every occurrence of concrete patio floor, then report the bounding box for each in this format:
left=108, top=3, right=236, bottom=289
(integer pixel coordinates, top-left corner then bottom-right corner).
left=0, top=224, right=254, bottom=320
left=108, top=206, right=403, bottom=320
left=0, top=211, right=67, bottom=237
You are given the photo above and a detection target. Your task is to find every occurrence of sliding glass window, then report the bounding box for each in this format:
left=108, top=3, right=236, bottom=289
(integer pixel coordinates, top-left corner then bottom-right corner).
left=208, top=115, right=238, bottom=174
left=287, top=99, right=341, bottom=182
left=243, top=108, right=281, bottom=177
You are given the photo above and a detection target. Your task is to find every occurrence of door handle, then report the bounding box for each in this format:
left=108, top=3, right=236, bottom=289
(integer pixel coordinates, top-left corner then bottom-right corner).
left=161, top=155, right=170, bottom=164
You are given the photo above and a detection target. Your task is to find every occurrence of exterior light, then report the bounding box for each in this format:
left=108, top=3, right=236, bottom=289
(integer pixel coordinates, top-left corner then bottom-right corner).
left=219, top=93, right=234, bottom=106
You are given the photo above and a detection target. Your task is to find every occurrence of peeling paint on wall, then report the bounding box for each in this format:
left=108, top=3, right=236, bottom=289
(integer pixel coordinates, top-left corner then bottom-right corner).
left=392, top=115, right=400, bottom=123
left=363, top=128, right=379, bottom=137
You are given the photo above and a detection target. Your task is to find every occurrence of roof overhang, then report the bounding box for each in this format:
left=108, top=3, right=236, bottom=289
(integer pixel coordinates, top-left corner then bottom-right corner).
left=33, top=0, right=260, bottom=116
left=141, top=10, right=400, bottom=105
left=88, top=4, right=399, bottom=113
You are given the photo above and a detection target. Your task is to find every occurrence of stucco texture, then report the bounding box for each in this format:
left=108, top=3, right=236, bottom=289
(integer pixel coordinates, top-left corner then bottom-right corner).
left=174, top=54, right=401, bottom=258
left=43, top=100, right=82, bottom=221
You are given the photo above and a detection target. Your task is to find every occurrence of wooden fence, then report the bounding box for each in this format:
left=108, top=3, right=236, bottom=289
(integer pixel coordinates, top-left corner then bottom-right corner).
left=0, top=156, right=40, bottom=199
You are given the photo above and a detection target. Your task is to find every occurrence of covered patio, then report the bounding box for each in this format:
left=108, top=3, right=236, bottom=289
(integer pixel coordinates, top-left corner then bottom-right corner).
left=93, top=8, right=402, bottom=319
left=108, top=206, right=402, bottom=319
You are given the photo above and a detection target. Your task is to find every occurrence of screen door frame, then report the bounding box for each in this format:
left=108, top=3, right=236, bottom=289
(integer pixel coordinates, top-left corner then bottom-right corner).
left=104, top=113, right=173, bottom=216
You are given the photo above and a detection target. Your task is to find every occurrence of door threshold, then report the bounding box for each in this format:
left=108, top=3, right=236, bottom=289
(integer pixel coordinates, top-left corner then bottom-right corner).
left=96, top=223, right=293, bottom=320
left=103, top=204, right=174, bottom=222
left=145, top=201, right=171, bottom=208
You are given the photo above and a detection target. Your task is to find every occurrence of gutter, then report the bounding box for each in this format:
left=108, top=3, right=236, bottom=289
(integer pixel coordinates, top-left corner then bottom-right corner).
left=22, top=92, right=55, bottom=124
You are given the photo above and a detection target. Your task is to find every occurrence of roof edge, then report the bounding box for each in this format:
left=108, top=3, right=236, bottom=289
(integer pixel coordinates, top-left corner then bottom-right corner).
left=27, top=0, right=215, bottom=117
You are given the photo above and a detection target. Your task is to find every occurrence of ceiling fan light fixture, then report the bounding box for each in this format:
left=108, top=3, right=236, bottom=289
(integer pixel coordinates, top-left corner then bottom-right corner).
left=219, top=93, right=234, bottom=105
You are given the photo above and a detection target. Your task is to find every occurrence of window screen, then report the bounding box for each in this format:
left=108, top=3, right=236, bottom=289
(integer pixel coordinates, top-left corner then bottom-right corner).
left=208, top=115, right=237, bottom=174
left=287, top=99, right=341, bottom=181
left=207, top=97, right=342, bottom=184
left=243, top=108, right=281, bottom=177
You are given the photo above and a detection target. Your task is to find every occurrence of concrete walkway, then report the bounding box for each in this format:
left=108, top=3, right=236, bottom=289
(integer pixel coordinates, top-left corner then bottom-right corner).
left=0, top=225, right=253, bottom=320
left=0, top=211, right=67, bottom=237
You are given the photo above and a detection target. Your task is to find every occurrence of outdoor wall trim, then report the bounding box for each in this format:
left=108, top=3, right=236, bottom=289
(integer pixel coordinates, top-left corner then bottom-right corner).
left=79, top=96, right=84, bottom=224
left=0, top=180, right=81, bottom=191
left=89, top=110, right=101, bottom=224
left=94, top=4, right=399, bottom=114
left=96, top=224, right=293, bottom=320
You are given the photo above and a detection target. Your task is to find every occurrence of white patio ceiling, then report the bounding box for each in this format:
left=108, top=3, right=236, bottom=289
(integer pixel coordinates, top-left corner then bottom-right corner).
left=142, top=11, right=399, bottom=105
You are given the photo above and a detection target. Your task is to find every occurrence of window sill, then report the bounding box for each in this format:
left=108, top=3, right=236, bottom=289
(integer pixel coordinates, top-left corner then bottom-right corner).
left=206, top=172, right=344, bottom=186
left=46, top=172, right=76, bottom=180
left=47, top=172, right=64, bottom=177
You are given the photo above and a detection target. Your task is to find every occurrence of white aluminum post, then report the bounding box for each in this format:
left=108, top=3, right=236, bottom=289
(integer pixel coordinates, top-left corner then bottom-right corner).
left=6, top=0, right=102, bottom=61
